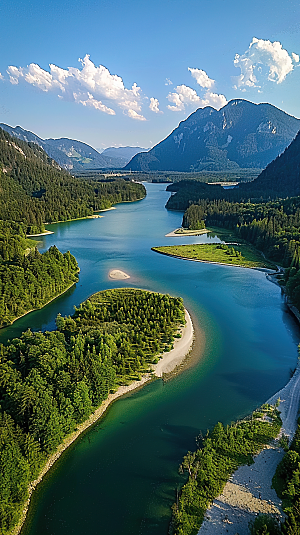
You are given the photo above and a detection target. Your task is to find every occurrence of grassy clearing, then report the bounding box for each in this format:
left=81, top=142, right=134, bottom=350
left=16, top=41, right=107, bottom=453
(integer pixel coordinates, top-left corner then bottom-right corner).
left=152, top=243, right=276, bottom=269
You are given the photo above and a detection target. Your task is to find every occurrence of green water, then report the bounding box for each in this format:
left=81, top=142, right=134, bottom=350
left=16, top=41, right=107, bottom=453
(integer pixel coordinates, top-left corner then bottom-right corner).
left=3, top=183, right=299, bottom=535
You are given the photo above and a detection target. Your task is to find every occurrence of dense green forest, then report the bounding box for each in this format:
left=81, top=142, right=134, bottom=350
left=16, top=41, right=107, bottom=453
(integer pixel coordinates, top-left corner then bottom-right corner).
left=272, top=416, right=300, bottom=534
left=181, top=198, right=300, bottom=309
left=0, top=219, right=79, bottom=327
left=170, top=404, right=281, bottom=535
left=0, top=127, right=145, bottom=234
left=0, top=128, right=146, bottom=325
left=0, top=288, right=185, bottom=534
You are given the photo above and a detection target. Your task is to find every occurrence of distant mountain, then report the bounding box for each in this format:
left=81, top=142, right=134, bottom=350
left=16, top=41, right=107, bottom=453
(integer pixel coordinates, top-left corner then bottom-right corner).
left=100, top=146, right=148, bottom=166
left=124, top=100, right=300, bottom=172
left=0, top=124, right=126, bottom=171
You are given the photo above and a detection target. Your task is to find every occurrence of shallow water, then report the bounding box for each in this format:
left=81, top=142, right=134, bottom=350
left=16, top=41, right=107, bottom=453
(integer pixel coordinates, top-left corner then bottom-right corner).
left=3, top=183, right=299, bottom=535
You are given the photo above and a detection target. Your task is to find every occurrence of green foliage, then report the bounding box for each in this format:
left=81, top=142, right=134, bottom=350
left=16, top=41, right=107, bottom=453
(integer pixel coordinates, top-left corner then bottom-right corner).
left=152, top=243, right=275, bottom=269
left=249, top=514, right=282, bottom=535
left=273, top=414, right=300, bottom=534
left=0, top=288, right=185, bottom=534
left=0, top=127, right=145, bottom=233
left=171, top=406, right=281, bottom=535
left=0, top=219, right=79, bottom=327
left=179, top=197, right=300, bottom=306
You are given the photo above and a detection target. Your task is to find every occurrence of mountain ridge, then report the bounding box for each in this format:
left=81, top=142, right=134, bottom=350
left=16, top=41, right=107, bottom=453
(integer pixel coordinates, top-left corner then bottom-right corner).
left=0, top=124, right=129, bottom=171
left=125, top=99, right=300, bottom=172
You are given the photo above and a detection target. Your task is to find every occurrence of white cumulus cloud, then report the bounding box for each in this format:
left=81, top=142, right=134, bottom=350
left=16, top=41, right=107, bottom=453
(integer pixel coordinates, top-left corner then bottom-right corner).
left=149, top=97, right=162, bottom=113
left=167, top=67, right=227, bottom=112
left=6, top=55, right=146, bottom=119
left=234, top=37, right=299, bottom=89
left=188, top=68, right=215, bottom=89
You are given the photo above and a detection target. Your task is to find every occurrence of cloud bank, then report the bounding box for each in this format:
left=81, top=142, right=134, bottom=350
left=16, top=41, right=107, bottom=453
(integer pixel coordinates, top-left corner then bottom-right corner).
left=6, top=55, right=146, bottom=120
left=167, top=67, right=227, bottom=112
left=234, top=37, right=299, bottom=89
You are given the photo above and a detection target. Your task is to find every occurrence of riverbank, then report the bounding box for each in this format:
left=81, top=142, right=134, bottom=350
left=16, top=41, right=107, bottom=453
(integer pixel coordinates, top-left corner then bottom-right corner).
left=1, top=279, right=78, bottom=330
left=152, top=245, right=276, bottom=271
left=10, top=307, right=194, bottom=535
left=26, top=230, right=54, bottom=237
left=198, top=367, right=300, bottom=535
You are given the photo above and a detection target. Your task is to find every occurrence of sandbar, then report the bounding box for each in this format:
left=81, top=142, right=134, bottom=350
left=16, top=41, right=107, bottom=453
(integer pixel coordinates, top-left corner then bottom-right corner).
left=165, top=228, right=209, bottom=237
left=26, top=230, right=54, bottom=237
left=109, top=269, right=130, bottom=280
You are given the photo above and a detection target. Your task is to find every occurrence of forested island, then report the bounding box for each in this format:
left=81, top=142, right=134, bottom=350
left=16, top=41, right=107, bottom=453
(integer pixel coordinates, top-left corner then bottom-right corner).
left=0, top=288, right=186, bottom=535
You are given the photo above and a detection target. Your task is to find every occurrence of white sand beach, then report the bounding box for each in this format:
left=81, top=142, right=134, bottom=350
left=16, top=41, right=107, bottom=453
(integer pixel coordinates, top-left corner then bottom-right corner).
left=154, top=309, right=194, bottom=376
left=198, top=367, right=300, bottom=535
left=109, top=269, right=130, bottom=279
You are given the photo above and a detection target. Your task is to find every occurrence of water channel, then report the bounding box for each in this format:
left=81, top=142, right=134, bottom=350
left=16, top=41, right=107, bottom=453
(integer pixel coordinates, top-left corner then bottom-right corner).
left=2, top=183, right=299, bottom=535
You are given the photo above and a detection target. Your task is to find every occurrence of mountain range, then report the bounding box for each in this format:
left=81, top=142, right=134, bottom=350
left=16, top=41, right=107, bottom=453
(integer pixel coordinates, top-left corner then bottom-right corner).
left=0, top=124, right=145, bottom=171
left=125, top=99, right=300, bottom=172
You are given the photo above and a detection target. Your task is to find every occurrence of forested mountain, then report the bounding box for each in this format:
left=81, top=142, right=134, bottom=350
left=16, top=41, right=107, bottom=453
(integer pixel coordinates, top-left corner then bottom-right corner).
left=166, top=129, right=300, bottom=209
left=125, top=99, right=300, bottom=172
left=0, top=127, right=145, bottom=234
left=0, top=124, right=126, bottom=171
left=0, top=288, right=185, bottom=534
left=0, top=127, right=145, bottom=326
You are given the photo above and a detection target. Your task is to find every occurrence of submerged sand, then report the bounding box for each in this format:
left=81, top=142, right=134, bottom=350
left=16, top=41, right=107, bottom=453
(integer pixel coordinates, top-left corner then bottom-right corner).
left=109, top=269, right=130, bottom=279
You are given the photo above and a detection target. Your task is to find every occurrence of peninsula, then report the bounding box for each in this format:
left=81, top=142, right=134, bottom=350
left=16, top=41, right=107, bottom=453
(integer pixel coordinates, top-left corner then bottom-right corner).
left=1, top=288, right=194, bottom=535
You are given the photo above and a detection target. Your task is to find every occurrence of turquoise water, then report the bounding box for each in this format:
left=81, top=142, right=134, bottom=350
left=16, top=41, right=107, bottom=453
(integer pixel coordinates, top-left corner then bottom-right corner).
left=2, top=183, right=299, bottom=535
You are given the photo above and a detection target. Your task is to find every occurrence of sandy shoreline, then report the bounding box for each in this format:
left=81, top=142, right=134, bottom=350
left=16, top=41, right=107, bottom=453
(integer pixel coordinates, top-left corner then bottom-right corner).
left=165, top=228, right=209, bottom=237
left=26, top=230, right=54, bottom=237
left=198, top=367, right=300, bottom=535
left=11, top=308, right=194, bottom=535
left=153, top=248, right=274, bottom=272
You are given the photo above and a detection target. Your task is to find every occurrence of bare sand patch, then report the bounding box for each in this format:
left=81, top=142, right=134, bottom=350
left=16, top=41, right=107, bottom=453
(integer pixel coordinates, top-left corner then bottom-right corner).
left=165, top=228, right=209, bottom=237
left=109, top=269, right=130, bottom=280
left=154, top=310, right=194, bottom=376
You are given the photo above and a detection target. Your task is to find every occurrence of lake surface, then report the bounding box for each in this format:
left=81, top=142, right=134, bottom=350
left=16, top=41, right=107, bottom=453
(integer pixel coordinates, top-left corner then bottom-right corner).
left=3, top=183, right=299, bottom=535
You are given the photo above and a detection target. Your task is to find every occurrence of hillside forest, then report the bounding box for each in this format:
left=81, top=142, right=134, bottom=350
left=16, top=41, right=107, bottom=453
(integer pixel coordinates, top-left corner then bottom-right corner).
left=0, top=127, right=146, bottom=326
left=0, top=288, right=185, bottom=534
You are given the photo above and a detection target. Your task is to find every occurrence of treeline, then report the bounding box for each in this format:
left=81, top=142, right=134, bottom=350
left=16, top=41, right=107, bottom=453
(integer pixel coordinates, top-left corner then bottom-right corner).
left=166, top=130, right=300, bottom=210
left=0, top=219, right=79, bottom=327
left=182, top=198, right=300, bottom=308
left=0, top=127, right=145, bottom=234
left=170, top=405, right=281, bottom=535
left=272, top=417, right=300, bottom=534
left=0, top=288, right=185, bottom=534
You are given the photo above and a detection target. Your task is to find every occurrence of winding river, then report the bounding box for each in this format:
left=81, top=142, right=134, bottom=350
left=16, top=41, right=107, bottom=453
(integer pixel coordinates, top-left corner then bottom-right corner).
left=2, top=183, right=300, bottom=535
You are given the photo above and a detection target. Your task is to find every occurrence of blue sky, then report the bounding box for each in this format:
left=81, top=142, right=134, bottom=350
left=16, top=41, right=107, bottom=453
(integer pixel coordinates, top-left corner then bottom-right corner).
left=0, top=0, right=299, bottom=149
